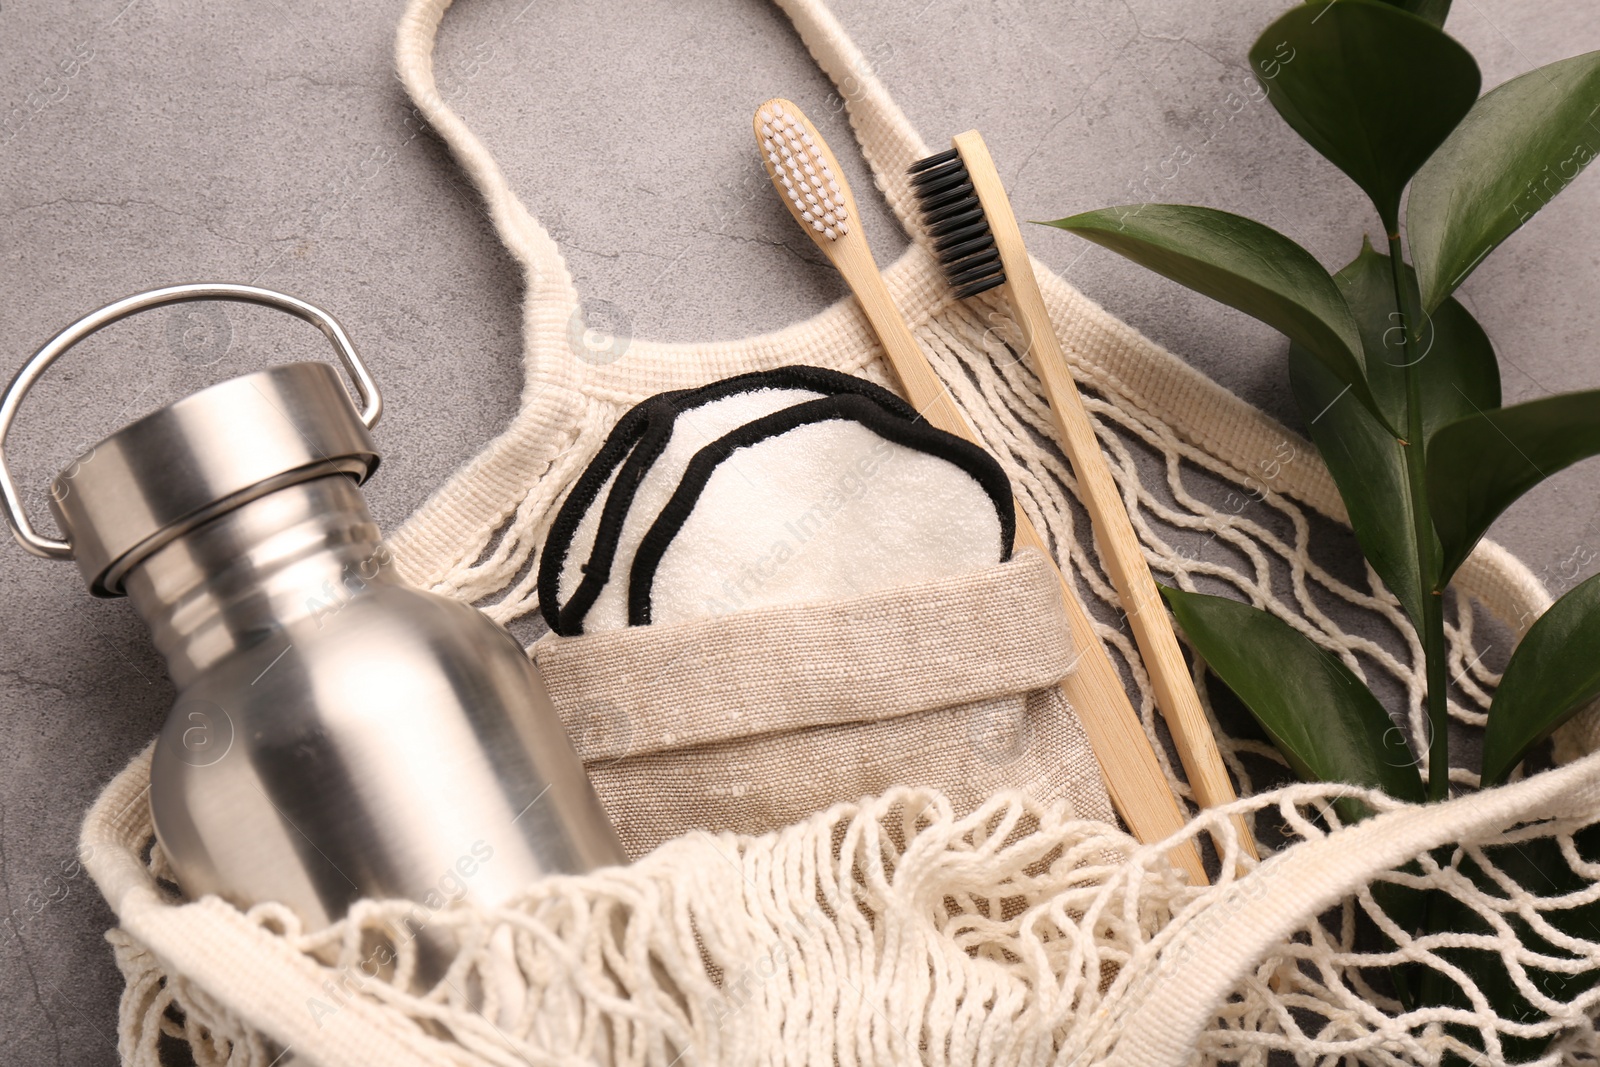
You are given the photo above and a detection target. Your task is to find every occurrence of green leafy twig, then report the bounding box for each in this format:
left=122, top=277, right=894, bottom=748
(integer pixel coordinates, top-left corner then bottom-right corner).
left=1041, top=0, right=1600, bottom=1055
left=1045, top=0, right=1600, bottom=805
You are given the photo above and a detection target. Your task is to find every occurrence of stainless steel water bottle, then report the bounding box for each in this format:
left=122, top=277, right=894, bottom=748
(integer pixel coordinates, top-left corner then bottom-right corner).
left=0, top=284, right=626, bottom=933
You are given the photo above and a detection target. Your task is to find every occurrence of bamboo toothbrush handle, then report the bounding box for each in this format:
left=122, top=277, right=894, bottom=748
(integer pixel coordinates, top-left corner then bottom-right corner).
left=1013, top=511, right=1208, bottom=882
left=1030, top=323, right=1254, bottom=851
left=831, top=237, right=1205, bottom=885
left=832, top=241, right=974, bottom=431
left=950, top=131, right=1255, bottom=861
left=756, top=99, right=1204, bottom=882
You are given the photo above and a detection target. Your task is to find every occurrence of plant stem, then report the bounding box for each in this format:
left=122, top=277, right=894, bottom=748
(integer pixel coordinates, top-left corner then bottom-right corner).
left=1386, top=232, right=1450, bottom=802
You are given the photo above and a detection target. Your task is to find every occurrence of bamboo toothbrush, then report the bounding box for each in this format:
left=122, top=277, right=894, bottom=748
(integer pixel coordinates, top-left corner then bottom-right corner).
left=753, top=98, right=1207, bottom=885
left=906, top=130, right=1257, bottom=862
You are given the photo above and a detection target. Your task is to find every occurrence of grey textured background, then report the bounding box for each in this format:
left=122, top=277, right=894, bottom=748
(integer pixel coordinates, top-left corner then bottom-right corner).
left=2, top=0, right=1597, bottom=1061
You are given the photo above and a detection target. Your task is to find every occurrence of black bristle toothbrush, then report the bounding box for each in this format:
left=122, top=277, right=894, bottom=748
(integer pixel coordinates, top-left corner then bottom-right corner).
left=909, top=132, right=1258, bottom=860
left=755, top=99, right=1209, bottom=884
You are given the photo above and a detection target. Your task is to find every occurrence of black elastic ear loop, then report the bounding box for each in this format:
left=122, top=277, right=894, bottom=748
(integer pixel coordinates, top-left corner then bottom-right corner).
left=626, top=392, right=1016, bottom=626
left=536, top=393, right=682, bottom=634
left=549, top=365, right=924, bottom=634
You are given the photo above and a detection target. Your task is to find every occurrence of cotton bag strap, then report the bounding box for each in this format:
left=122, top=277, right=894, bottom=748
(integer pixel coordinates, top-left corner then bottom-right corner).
left=388, top=0, right=965, bottom=601
left=1098, top=748, right=1600, bottom=1066
left=394, top=0, right=933, bottom=380
left=390, top=0, right=1547, bottom=649
left=82, top=734, right=1600, bottom=1066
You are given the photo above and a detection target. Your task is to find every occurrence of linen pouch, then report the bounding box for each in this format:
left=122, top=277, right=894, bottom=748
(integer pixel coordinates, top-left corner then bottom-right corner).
left=532, top=548, right=1115, bottom=857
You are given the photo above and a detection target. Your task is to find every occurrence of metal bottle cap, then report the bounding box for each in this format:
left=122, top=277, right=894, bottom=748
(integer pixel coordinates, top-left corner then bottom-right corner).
left=0, top=284, right=383, bottom=596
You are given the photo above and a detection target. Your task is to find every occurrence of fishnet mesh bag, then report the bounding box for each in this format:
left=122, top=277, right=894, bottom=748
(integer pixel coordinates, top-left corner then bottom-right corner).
left=78, top=0, right=1600, bottom=1063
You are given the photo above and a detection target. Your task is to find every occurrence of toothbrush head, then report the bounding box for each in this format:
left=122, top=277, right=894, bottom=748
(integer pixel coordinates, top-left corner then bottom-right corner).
left=907, top=148, right=1006, bottom=299
left=754, top=98, right=852, bottom=242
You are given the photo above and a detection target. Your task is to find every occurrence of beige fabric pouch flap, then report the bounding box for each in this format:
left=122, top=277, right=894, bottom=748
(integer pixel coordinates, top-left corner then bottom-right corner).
left=533, top=549, right=1115, bottom=856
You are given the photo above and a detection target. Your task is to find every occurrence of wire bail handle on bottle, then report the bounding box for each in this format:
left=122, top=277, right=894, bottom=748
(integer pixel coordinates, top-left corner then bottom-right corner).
left=0, top=283, right=383, bottom=560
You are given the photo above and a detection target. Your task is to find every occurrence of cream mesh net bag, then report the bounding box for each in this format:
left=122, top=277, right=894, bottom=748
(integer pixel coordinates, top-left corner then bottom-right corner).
left=79, top=0, right=1600, bottom=1063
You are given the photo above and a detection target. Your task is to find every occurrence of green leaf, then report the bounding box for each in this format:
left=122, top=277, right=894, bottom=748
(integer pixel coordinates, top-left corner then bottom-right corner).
left=1291, top=349, right=1422, bottom=626
left=1249, top=0, right=1480, bottom=227
left=1428, top=390, right=1600, bottom=584
left=1410, top=50, right=1600, bottom=312
left=1481, top=573, right=1600, bottom=787
left=1161, top=585, right=1425, bottom=815
left=1379, top=0, right=1451, bottom=27
left=1046, top=205, right=1387, bottom=429
left=1290, top=242, right=1498, bottom=630
left=1337, top=241, right=1501, bottom=438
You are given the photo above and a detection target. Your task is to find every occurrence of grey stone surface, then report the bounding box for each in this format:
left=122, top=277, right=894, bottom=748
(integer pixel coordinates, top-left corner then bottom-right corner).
left=1, top=0, right=1596, bottom=1061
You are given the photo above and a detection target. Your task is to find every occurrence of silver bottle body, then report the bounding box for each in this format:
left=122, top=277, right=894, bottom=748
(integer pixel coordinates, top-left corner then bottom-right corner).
left=131, top=473, right=623, bottom=930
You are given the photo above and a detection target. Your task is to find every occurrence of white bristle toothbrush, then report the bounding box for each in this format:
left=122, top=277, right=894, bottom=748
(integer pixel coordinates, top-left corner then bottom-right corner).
left=754, top=98, right=1207, bottom=884
left=907, top=130, right=1257, bottom=861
